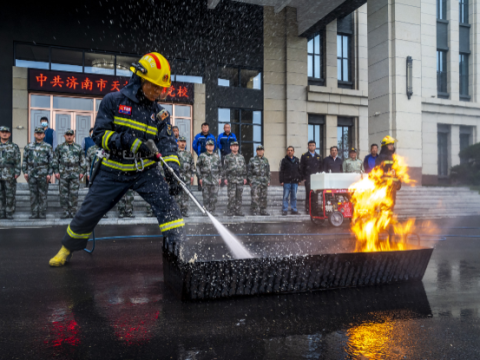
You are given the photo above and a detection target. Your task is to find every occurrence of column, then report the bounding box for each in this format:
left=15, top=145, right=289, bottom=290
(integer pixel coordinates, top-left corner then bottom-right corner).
left=264, top=6, right=287, bottom=173
left=421, top=0, right=437, bottom=99
left=367, top=0, right=423, bottom=182
left=325, top=20, right=338, bottom=88
left=450, top=125, right=460, bottom=168
left=447, top=0, right=460, bottom=101
left=285, top=6, right=308, bottom=153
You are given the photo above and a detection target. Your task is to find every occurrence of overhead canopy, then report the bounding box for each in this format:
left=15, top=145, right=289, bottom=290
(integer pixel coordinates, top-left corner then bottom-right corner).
left=208, top=0, right=367, bottom=37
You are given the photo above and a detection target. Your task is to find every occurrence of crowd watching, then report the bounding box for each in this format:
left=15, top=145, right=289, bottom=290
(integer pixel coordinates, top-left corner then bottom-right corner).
left=1, top=117, right=374, bottom=220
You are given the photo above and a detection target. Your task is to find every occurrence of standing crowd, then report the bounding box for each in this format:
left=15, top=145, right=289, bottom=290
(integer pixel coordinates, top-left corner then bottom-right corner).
left=1, top=116, right=381, bottom=219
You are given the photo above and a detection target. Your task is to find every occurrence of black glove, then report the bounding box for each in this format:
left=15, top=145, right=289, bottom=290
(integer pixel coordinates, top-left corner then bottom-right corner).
left=164, top=164, right=182, bottom=196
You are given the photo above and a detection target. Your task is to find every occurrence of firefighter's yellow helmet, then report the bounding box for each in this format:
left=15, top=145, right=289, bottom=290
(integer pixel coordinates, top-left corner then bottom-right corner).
left=381, top=135, right=396, bottom=146
left=130, top=52, right=171, bottom=88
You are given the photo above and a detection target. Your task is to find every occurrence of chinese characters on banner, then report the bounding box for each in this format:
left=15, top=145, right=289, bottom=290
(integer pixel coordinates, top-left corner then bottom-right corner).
left=28, top=69, right=194, bottom=104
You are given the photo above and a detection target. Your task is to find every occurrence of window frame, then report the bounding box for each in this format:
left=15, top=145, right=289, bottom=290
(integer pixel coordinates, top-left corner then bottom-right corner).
left=459, top=53, right=470, bottom=101
left=217, top=107, right=263, bottom=162
left=307, top=31, right=325, bottom=86
left=14, top=42, right=205, bottom=83
left=459, top=0, right=468, bottom=24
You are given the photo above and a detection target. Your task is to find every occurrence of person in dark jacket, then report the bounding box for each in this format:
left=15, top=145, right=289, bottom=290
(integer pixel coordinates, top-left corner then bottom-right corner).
left=49, top=52, right=185, bottom=267
left=363, top=143, right=379, bottom=173
left=217, top=123, right=237, bottom=164
left=323, top=146, right=343, bottom=173
left=41, top=117, right=57, bottom=151
left=375, top=136, right=401, bottom=209
left=192, top=123, right=216, bottom=190
left=279, top=146, right=302, bottom=215
left=300, top=140, right=323, bottom=211
left=82, top=128, right=96, bottom=186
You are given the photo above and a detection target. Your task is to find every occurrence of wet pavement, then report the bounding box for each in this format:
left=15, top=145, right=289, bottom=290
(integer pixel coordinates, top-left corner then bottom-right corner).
left=1, top=217, right=480, bottom=359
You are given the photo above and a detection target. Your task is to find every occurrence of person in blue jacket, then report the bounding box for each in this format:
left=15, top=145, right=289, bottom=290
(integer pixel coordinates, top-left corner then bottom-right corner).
left=363, top=143, right=379, bottom=173
left=192, top=123, right=216, bottom=190
left=217, top=123, right=237, bottom=165
left=192, top=123, right=216, bottom=156
left=49, top=52, right=185, bottom=267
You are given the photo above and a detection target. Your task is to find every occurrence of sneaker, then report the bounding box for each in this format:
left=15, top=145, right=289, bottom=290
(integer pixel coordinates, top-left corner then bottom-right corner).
left=38, top=213, right=46, bottom=219
left=251, top=211, right=258, bottom=216
left=282, top=211, right=288, bottom=216
left=5, top=214, right=13, bottom=220
left=126, top=213, right=135, bottom=218
left=182, top=213, right=189, bottom=218
left=235, top=212, right=245, bottom=217
left=226, top=211, right=235, bottom=216
left=61, top=212, right=70, bottom=219
left=291, top=210, right=299, bottom=215
left=146, top=212, right=154, bottom=217
left=260, top=210, right=270, bottom=216
left=29, top=214, right=38, bottom=219
left=118, top=213, right=125, bottom=218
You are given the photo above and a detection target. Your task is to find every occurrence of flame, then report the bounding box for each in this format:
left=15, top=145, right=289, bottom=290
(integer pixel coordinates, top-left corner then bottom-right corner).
left=349, top=154, right=415, bottom=252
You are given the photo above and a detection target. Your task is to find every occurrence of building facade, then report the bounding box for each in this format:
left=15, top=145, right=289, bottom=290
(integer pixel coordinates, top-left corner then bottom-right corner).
left=3, top=0, right=480, bottom=184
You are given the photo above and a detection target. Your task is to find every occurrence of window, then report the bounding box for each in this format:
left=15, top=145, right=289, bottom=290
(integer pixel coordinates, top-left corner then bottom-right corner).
left=437, top=50, right=448, bottom=97
left=51, top=48, right=83, bottom=73
left=172, top=59, right=204, bottom=84
left=116, top=55, right=140, bottom=77
left=84, top=53, right=115, bottom=75
left=218, top=66, right=261, bottom=89
left=459, top=0, right=468, bottom=23
left=460, top=126, right=473, bottom=164
left=160, top=103, right=193, bottom=151
left=437, top=125, right=450, bottom=177
left=308, top=114, right=324, bottom=156
left=437, top=0, right=447, bottom=20
left=218, top=108, right=262, bottom=162
left=308, top=33, right=323, bottom=85
left=337, top=117, right=354, bottom=160
left=28, top=94, right=102, bottom=144
left=460, top=54, right=469, bottom=99
left=337, top=13, right=354, bottom=89
left=15, top=44, right=49, bottom=69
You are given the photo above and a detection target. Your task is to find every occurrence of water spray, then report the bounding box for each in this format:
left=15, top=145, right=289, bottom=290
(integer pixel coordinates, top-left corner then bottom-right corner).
left=152, top=145, right=253, bottom=259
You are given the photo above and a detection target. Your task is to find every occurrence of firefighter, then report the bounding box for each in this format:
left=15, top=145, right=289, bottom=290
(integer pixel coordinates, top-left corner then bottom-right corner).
left=49, top=52, right=184, bottom=267
left=375, top=135, right=401, bottom=208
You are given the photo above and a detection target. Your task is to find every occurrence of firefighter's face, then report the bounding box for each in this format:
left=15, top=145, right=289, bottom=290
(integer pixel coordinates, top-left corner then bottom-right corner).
left=142, top=80, right=167, bottom=101
left=0, top=131, right=11, bottom=141
left=387, top=144, right=394, bottom=151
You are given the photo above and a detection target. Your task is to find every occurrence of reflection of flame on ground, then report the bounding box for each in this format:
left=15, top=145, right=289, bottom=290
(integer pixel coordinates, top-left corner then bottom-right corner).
left=345, top=321, right=396, bottom=359
left=43, top=304, right=80, bottom=348
left=349, top=154, right=416, bottom=252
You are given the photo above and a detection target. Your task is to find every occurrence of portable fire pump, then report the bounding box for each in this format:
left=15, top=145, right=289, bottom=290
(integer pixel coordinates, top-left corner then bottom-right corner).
left=308, top=172, right=362, bottom=227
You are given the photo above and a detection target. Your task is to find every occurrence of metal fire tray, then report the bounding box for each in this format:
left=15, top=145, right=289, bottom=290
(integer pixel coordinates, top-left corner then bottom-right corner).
left=164, top=235, right=433, bottom=301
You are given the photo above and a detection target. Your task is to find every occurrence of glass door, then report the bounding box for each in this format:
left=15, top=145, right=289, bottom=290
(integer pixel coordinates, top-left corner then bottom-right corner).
left=54, top=112, right=73, bottom=146
left=76, top=114, right=92, bottom=144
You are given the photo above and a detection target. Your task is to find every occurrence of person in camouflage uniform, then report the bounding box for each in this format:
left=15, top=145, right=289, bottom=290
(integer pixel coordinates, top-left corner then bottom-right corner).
left=85, top=143, right=108, bottom=218
left=248, top=145, right=271, bottom=216
left=53, top=129, right=86, bottom=218
left=342, top=148, right=364, bottom=173
left=176, top=136, right=194, bottom=217
left=223, top=141, right=246, bottom=216
left=117, top=190, right=135, bottom=218
left=0, top=126, right=21, bottom=219
left=196, top=139, right=221, bottom=214
left=22, top=127, right=53, bottom=219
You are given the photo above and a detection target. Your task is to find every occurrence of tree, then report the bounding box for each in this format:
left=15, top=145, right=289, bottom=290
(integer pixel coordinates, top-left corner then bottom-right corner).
left=450, top=142, right=480, bottom=185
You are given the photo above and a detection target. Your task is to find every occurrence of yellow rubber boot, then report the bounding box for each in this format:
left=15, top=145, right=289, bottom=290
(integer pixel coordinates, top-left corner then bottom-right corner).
left=49, top=246, right=72, bottom=267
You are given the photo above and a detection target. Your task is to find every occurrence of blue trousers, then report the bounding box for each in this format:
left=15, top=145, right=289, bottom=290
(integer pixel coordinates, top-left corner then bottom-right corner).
left=61, top=166, right=185, bottom=253
left=282, top=183, right=298, bottom=212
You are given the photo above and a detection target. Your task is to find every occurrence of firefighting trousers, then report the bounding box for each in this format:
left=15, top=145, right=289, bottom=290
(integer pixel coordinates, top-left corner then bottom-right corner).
left=61, top=166, right=185, bottom=252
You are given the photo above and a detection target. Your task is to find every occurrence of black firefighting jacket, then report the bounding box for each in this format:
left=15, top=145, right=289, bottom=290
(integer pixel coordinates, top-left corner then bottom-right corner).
left=93, top=74, right=179, bottom=174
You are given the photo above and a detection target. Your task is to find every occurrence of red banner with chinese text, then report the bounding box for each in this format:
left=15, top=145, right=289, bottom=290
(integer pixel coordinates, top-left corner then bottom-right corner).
left=28, top=69, right=194, bottom=104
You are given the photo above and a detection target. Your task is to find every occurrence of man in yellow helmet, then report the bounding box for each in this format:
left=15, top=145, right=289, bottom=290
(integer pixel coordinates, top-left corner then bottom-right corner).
left=375, top=135, right=402, bottom=208
left=49, top=52, right=185, bottom=266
